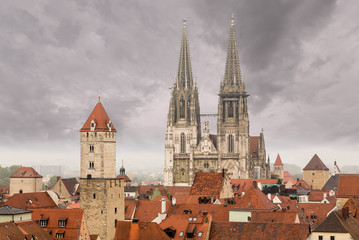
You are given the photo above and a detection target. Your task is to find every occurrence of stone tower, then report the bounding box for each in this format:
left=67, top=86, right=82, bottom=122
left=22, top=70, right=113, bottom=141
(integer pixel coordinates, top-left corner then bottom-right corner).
left=164, top=20, right=201, bottom=186
left=303, top=154, right=329, bottom=190
left=217, top=15, right=250, bottom=179
left=80, top=99, right=124, bottom=240
left=273, top=154, right=284, bottom=180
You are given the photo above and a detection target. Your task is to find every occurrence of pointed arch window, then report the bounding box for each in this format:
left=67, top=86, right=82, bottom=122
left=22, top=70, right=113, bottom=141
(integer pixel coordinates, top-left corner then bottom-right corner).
left=180, top=133, right=186, bottom=153
left=187, top=97, right=191, bottom=121
left=179, top=97, right=185, bottom=119
left=228, top=134, right=234, bottom=153
left=228, top=101, right=234, bottom=118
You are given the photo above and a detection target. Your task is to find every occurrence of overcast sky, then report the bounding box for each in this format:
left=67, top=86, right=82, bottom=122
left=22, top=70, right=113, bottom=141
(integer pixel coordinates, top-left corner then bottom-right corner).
left=1, top=0, right=358, bottom=175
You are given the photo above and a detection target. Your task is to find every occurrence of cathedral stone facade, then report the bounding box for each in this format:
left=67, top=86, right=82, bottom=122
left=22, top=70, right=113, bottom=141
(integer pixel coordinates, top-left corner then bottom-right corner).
left=164, top=17, right=270, bottom=186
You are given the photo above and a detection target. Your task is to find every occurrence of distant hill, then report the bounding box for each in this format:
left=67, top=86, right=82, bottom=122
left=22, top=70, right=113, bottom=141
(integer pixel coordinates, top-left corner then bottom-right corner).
left=270, top=162, right=302, bottom=179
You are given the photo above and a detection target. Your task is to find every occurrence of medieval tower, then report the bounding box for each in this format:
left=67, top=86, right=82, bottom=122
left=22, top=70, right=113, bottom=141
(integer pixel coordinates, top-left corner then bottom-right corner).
left=80, top=99, right=124, bottom=240
left=164, top=16, right=270, bottom=186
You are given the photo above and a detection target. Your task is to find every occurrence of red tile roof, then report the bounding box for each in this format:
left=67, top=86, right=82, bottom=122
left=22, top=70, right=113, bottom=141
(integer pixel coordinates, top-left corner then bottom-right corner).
left=303, top=154, right=329, bottom=171
left=283, top=171, right=296, bottom=185
left=0, top=220, right=53, bottom=240
left=250, top=137, right=259, bottom=158
left=117, top=174, right=131, bottom=182
left=31, top=208, right=86, bottom=240
left=343, top=197, right=359, bottom=222
left=190, top=172, right=223, bottom=196
left=251, top=211, right=299, bottom=224
left=294, top=179, right=311, bottom=190
left=296, top=203, right=336, bottom=226
left=231, top=179, right=278, bottom=197
left=133, top=199, right=169, bottom=222
left=80, top=101, right=117, bottom=132
left=125, top=200, right=136, bottom=220
left=2, top=192, right=58, bottom=209
left=209, top=221, right=310, bottom=240
left=232, top=186, right=278, bottom=211
left=10, top=167, right=42, bottom=178
left=115, top=221, right=170, bottom=240
left=337, top=174, right=359, bottom=198
left=274, top=154, right=284, bottom=166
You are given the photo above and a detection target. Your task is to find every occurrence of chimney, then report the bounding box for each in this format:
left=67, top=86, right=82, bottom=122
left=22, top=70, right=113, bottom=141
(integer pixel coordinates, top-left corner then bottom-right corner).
left=342, top=207, right=349, bottom=220
left=253, top=181, right=257, bottom=189
left=132, top=218, right=139, bottom=224
left=210, top=193, right=214, bottom=204
left=160, top=198, right=167, bottom=214
left=172, top=197, right=176, bottom=206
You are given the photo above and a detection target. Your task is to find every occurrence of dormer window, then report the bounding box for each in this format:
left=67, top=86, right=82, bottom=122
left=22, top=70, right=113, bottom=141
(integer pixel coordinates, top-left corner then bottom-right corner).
left=107, top=121, right=112, bottom=132
left=40, top=218, right=48, bottom=227
left=59, top=218, right=67, bottom=227
left=90, top=120, right=96, bottom=131
left=188, top=217, right=192, bottom=222
left=193, top=217, right=197, bottom=222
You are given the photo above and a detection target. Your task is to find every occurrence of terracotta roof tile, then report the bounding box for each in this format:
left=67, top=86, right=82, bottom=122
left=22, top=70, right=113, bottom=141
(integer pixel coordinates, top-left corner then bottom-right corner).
left=133, top=199, right=169, bottom=222
left=116, top=175, right=131, bottom=182
left=231, top=179, right=278, bottom=197
left=343, top=197, right=359, bottom=222
left=2, top=192, right=58, bottom=210
left=274, top=154, right=284, bottom=166
left=0, top=220, right=53, bottom=240
left=294, top=179, right=311, bottom=190
left=303, top=154, right=329, bottom=171
left=337, top=174, right=359, bottom=197
left=125, top=200, right=136, bottom=220
left=31, top=208, right=87, bottom=239
left=10, top=167, right=42, bottom=178
left=209, top=221, right=310, bottom=240
left=232, top=186, right=278, bottom=211
left=283, top=171, right=296, bottom=185
left=295, top=202, right=336, bottom=226
left=251, top=211, right=299, bottom=223
left=80, top=101, right=117, bottom=132
left=190, top=172, right=223, bottom=196
left=115, top=221, right=170, bottom=240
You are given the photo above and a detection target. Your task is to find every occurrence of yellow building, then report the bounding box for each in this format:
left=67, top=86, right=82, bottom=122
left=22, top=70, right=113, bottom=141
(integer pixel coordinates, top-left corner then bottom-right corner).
left=303, top=154, right=329, bottom=190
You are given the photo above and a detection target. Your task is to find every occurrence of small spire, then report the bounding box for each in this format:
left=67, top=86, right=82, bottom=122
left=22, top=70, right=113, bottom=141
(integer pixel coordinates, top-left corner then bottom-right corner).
left=231, top=13, right=234, bottom=27
left=98, top=95, right=101, bottom=102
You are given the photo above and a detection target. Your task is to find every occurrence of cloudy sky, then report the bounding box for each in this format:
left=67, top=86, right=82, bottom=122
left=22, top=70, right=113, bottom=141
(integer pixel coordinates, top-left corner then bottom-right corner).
left=1, top=0, right=358, bottom=175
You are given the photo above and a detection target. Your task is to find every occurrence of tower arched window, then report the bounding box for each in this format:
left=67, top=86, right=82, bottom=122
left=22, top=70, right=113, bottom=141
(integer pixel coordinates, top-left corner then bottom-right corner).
left=228, top=134, right=234, bottom=153
left=180, top=133, right=186, bottom=153
left=179, top=97, right=185, bottom=119
left=187, top=97, right=191, bottom=121
left=228, top=101, right=234, bottom=118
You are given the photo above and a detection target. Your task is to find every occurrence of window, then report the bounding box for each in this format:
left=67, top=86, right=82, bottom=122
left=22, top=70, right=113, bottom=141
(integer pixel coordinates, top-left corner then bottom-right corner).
left=89, top=145, right=94, bottom=152
left=180, top=133, right=186, bottom=153
left=330, top=236, right=335, bottom=240
left=40, top=220, right=47, bottom=227
left=318, top=236, right=323, bottom=240
left=193, top=217, right=197, bottom=222
left=179, top=97, right=185, bottom=118
left=119, top=193, right=121, bottom=198
left=81, top=234, right=83, bottom=240
left=179, top=232, right=184, bottom=237
left=228, top=134, right=234, bottom=153
left=85, top=234, right=87, bottom=240
left=228, top=101, right=234, bottom=118
left=29, top=199, right=33, bottom=204
left=56, top=233, right=64, bottom=238
left=86, top=132, right=89, bottom=138
left=188, top=217, right=192, bottom=222
left=115, top=219, right=117, bottom=228
left=93, top=193, right=96, bottom=199
left=59, top=220, right=66, bottom=228
left=115, top=208, right=117, bottom=214
left=82, top=222, right=85, bottom=230
left=94, top=132, right=97, bottom=137
left=89, top=162, right=94, bottom=169
left=198, top=232, right=203, bottom=237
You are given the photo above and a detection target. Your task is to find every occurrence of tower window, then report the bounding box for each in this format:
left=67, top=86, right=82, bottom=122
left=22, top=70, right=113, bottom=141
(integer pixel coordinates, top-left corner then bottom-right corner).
left=187, top=97, right=191, bottom=120
left=180, top=133, right=186, bottom=153
left=86, top=132, right=89, bottom=138
left=93, top=193, right=96, bottom=199
left=179, top=97, right=185, bottom=118
left=228, top=101, right=234, bottom=118
left=228, top=134, right=234, bottom=153
left=89, top=162, right=94, bottom=169
left=90, top=145, right=94, bottom=152
left=115, top=207, right=117, bottom=214
left=115, top=219, right=118, bottom=228
left=94, top=132, right=97, bottom=137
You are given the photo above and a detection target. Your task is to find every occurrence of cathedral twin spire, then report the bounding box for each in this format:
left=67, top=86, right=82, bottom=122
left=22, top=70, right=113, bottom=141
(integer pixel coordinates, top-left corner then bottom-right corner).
left=176, top=19, right=194, bottom=89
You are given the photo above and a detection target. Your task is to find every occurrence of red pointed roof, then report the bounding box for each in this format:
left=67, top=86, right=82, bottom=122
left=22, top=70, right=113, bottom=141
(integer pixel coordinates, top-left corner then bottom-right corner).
left=274, top=154, right=283, bottom=166
left=10, top=167, right=42, bottom=178
left=303, top=154, right=329, bottom=171
left=80, top=101, right=116, bottom=132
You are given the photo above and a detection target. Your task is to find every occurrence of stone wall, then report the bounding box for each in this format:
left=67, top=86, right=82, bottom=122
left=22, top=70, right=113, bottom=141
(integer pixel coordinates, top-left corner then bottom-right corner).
left=303, top=170, right=329, bottom=190
left=10, top=177, right=42, bottom=196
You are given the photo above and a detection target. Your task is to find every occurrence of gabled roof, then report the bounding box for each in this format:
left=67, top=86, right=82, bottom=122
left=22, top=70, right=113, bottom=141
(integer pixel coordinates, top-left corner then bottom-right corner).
left=209, top=221, right=310, bottom=240
left=322, top=174, right=340, bottom=191
left=303, top=154, right=329, bottom=171
left=295, top=202, right=336, bottom=225
left=232, top=186, right=278, bottom=211
left=343, top=197, right=359, bottom=222
left=313, top=210, right=359, bottom=239
left=274, top=154, right=284, bottom=166
left=0, top=221, right=53, bottom=240
left=32, top=209, right=86, bottom=239
left=10, top=167, right=42, bottom=178
left=0, top=205, right=31, bottom=215
left=337, top=174, right=359, bottom=197
left=115, top=221, right=170, bottom=240
left=190, top=172, right=223, bottom=196
left=125, top=200, right=137, bottom=220
left=2, top=192, right=58, bottom=210
left=80, top=101, right=116, bottom=132
left=60, top=177, right=79, bottom=196
left=283, top=171, right=296, bottom=185
left=133, top=199, right=169, bottom=222
left=117, top=174, right=132, bottom=182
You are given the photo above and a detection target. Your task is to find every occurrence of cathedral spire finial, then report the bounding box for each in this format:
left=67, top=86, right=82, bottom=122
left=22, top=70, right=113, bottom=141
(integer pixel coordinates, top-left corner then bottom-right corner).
left=176, top=18, right=194, bottom=89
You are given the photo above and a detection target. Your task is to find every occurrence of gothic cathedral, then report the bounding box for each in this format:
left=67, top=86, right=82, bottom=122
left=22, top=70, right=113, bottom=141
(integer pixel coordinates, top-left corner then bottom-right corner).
left=164, top=16, right=270, bottom=186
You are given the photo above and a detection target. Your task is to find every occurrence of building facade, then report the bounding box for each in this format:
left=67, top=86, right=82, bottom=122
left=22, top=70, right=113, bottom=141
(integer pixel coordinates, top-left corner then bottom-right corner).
left=164, top=17, right=269, bottom=186
left=80, top=100, right=124, bottom=240
left=9, top=167, right=43, bottom=196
